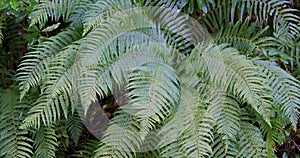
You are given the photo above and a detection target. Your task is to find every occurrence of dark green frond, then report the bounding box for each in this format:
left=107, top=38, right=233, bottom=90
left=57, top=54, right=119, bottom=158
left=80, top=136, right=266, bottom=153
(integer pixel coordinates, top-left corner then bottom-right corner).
left=32, top=125, right=58, bottom=158
left=72, top=139, right=100, bottom=158
left=0, top=16, right=4, bottom=45
left=203, top=0, right=300, bottom=39
left=66, top=111, right=83, bottom=145
left=0, top=87, right=33, bottom=158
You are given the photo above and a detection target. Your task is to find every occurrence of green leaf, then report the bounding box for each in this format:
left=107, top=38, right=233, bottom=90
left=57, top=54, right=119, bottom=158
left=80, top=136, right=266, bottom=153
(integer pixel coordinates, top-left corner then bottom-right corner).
left=41, top=23, right=61, bottom=32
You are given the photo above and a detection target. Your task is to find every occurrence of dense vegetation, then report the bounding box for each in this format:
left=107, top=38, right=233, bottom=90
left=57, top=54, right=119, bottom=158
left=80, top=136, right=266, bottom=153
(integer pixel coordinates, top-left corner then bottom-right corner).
left=0, top=0, right=300, bottom=157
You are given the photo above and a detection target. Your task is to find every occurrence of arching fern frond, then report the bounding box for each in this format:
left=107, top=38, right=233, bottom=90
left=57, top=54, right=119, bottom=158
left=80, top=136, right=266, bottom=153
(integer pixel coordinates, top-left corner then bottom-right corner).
left=125, top=62, right=180, bottom=127
left=209, top=92, right=241, bottom=157
left=82, top=0, right=133, bottom=35
left=213, top=20, right=281, bottom=55
left=78, top=42, right=166, bottom=115
left=254, top=59, right=300, bottom=128
left=0, top=86, right=33, bottom=158
left=95, top=62, right=180, bottom=157
left=20, top=41, right=80, bottom=129
left=17, top=27, right=82, bottom=99
left=195, top=43, right=272, bottom=125
left=29, top=0, right=80, bottom=28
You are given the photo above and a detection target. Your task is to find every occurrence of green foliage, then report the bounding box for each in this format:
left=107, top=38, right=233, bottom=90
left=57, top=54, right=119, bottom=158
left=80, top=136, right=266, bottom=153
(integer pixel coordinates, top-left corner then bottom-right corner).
left=66, top=111, right=83, bottom=145
left=0, top=86, right=33, bottom=158
left=31, top=125, right=58, bottom=158
left=0, top=0, right=299, bottom=157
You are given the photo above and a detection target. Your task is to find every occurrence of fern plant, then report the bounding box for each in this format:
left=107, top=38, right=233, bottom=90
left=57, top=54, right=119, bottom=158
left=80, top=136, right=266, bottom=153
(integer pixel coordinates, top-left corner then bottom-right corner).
left=0, top=0, right=299, bottom=157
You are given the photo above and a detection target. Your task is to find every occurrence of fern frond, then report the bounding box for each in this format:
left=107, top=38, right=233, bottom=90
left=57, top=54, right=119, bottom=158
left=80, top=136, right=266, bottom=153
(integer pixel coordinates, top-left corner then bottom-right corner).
left=209, top=89, right=240, bottom=138
left=236, top=121, right=267, bottom=157
left=263, top=116, right=285, bottom=157
left=17, top=27, right=82, bottom=99
left=78, top=39, right=166, bottom=114
left=203, top=0, right=300, bottom=39
left=211, top=133, right=239, bottom=157
left=213, top=20, right=281, bottom=55
left=159, top=88, right=214, bottom=157
left=0, top=87, right=33, bottom=158
left=20, top=40, right=81, bottom=129
left=124, top=62, right=180, bottom=134
left=29, top=0, right=80, bottom=28
left=136, top=132, right=160, bottom=157
left=82, top=0, right=132, bottom=34
left=32, top=125, right=58, bottom=158
left=195, top=43, right=272, bottom=125
left=254, top=59, right=300, bottom=128
left=95, top=62, right=180, bottom=157
left=94, top=112, right=141, bottom=158
left=0, top=16, right=4, bottom=45
left=66, top=111, right=83, bottom=145
left=180, top=101, right=214, bottom=157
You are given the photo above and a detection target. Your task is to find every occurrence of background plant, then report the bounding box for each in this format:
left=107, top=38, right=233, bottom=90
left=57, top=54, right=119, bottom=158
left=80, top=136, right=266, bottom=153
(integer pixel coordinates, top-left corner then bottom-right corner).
left=0, top=0, right=299, bottom=157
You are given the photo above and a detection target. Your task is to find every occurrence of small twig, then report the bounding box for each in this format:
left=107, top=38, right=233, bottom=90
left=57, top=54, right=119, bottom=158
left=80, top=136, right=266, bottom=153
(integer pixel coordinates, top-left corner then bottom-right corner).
left=292, top=140, right=300, bottom=152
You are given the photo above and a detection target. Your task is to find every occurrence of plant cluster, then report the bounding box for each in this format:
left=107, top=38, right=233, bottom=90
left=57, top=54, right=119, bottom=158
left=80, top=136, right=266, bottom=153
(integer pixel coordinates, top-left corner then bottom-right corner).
left=0, top=0, right=300, bottom=157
